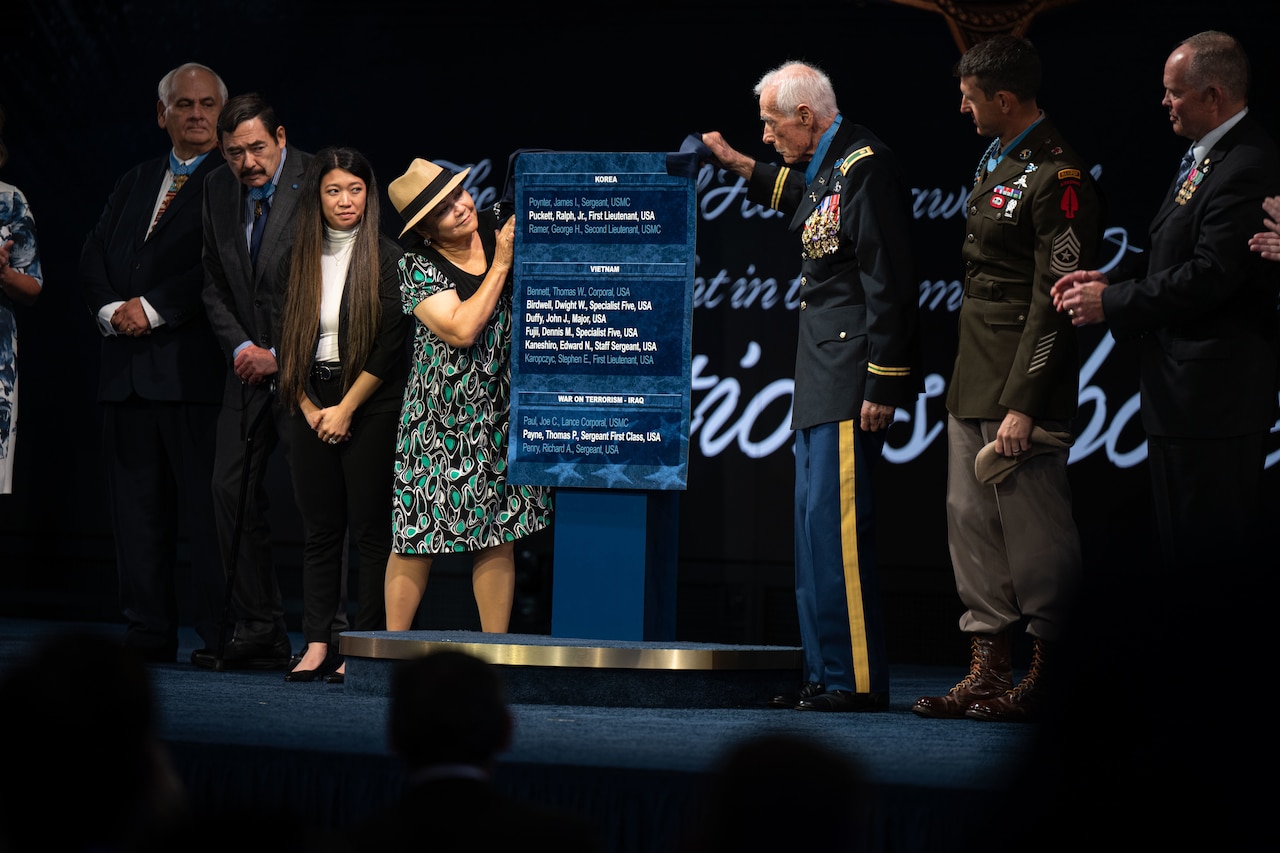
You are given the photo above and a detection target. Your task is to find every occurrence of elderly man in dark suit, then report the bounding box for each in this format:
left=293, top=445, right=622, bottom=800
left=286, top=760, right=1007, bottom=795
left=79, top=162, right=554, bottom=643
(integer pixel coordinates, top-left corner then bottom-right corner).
left=192, top=93, right=312, bottom=669
left=701, top=61, right=921, bottom=713
left=79, top=62, right=229, bottom=663
left=1053, top=30, right=1280, bottom=573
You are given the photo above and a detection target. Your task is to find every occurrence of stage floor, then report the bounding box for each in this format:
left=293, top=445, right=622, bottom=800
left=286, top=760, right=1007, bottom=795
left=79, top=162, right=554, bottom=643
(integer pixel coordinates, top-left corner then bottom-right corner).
left=0, top=617, right=1039, bottom=853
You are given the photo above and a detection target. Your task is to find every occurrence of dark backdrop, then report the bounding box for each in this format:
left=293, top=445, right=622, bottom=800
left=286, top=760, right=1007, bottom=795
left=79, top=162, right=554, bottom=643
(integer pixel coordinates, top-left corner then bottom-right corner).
left=2, top=0, right=1276, bottom=654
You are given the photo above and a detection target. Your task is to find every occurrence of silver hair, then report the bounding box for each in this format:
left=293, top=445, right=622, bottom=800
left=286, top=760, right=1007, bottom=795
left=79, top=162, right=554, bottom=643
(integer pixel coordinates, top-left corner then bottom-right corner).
left=753, top=61, right=838, bottom=119
left=1179, top=31, right=1250, bottom=104
left=157, top=62, right=229, bottom=106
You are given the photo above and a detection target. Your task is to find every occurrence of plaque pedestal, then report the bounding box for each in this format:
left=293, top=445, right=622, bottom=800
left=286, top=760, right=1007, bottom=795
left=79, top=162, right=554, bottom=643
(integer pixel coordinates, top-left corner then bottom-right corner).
left=550, top=488, right=678, bottom=641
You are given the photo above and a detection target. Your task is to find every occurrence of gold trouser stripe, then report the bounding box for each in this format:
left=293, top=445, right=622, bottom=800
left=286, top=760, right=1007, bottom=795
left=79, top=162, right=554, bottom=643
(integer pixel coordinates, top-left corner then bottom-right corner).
left=771, top=167, right=790, bottom=209
left=838, top=422, right=871, bottom=692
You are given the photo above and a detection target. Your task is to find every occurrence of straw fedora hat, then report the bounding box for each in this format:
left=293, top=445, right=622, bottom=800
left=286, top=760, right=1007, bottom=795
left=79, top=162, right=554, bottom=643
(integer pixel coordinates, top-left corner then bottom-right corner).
left=389, top=158, right=471, bottom=238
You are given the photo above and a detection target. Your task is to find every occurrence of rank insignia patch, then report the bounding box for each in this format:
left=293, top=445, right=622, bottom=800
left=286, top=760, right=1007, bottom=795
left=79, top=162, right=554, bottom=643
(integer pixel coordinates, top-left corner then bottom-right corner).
left=1050, top=227, right=1082, bottom=277
left=839, top=146, right=875, bottom=175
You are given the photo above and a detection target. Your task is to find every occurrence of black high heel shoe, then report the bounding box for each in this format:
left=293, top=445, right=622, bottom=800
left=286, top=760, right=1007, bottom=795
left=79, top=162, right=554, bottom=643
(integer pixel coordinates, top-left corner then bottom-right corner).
left=284, top=649, right=342, bottom=682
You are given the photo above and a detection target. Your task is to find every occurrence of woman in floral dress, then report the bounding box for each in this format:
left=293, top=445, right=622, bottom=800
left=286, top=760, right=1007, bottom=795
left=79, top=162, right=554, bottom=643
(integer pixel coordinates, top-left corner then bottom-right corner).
left=383, top=158, right=552, bottom=632
left=0, top=105, right=43, bottom=495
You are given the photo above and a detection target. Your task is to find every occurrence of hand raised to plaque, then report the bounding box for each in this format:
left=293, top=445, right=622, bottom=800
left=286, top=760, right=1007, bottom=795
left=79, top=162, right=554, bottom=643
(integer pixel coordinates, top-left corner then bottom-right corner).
left=493, top=217, right=516, bottom=274
left=700, top=132, right=755, bottom=179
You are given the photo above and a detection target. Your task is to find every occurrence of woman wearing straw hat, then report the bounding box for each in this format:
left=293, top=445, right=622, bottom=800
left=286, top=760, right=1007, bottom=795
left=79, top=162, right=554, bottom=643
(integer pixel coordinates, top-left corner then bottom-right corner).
left=384, top=158, right=552, bottom=632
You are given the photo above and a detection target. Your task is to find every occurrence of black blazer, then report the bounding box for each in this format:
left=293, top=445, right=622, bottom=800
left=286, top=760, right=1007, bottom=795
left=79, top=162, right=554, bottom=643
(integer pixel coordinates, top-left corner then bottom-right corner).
left=277, top=232, right=411, bottom=417
left=78, top=151, right=225, bottom=403
left=1102, top=115, right=1280, bottom=438
left=200, top=147, right=312, bottom=408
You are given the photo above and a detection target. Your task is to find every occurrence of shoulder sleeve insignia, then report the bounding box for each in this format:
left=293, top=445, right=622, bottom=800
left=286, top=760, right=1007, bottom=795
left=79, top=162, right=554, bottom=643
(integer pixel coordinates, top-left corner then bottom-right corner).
left=838, top=146, right=875, bottom=175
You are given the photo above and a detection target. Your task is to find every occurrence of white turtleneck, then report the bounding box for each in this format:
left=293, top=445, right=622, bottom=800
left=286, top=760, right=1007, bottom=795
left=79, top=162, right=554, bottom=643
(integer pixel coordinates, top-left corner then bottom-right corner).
left=317, top=224, right=358, bottom=362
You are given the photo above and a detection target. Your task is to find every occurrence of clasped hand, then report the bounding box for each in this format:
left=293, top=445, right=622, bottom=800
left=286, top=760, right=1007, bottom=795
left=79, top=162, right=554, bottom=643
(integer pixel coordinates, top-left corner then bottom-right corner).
left=308, top=405, right=352, bottom=445
left=233, top=345, right=278, bottom=384
left=1247, top=195, right=1280, bottom=261
left=1049, top=270, right=1109, bottom=326
left=110, top=297, right=152, bottom=337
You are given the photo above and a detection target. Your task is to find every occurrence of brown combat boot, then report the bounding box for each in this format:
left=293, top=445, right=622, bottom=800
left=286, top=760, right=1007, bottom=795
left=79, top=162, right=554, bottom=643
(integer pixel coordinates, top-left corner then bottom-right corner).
left=911, top=632, right=1012, bottom=718
left=966, top=637, right=1048, bottom=723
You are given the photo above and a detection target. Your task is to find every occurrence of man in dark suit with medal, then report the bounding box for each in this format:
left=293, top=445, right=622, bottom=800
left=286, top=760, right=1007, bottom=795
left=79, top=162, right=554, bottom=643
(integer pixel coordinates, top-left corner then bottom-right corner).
left=1054, top=31, right=1280, bottom=574
left=912, top=36, right=1103, bottom=724
left=193, top=93, right=312, bottom=669
left=702, top=61, right=920, bottom=712
left=79, top=62, right=229, bottom=663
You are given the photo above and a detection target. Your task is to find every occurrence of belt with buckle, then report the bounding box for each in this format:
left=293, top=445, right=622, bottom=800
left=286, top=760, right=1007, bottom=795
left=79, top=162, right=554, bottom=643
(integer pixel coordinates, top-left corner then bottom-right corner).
left=311, top=362, right=342, bottom=381
left=964, top=278, right=1032, bottom=301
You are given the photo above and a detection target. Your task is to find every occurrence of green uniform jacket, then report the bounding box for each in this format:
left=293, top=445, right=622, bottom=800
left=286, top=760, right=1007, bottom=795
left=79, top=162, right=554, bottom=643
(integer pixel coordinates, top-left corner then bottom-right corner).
left=946, top=115, right=1103, bottom=422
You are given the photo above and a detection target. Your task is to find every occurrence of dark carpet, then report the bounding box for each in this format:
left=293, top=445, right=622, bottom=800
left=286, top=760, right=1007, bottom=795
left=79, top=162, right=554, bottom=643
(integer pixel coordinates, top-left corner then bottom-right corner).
left=0, top=617, right=1041, bottom=852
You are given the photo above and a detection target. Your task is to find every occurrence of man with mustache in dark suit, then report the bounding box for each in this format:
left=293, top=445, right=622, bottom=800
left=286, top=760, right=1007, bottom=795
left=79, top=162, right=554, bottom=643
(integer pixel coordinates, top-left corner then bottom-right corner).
left=192, top=93, right=313, bottom=669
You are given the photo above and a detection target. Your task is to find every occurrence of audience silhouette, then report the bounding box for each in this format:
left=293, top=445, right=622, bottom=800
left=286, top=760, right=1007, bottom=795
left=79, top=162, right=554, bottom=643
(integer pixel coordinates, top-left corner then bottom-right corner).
left=345, top=649, right=601, bottom=852
left=680, top=732, right=870, bottom=853
left=0, top=631, right=187, bottom=852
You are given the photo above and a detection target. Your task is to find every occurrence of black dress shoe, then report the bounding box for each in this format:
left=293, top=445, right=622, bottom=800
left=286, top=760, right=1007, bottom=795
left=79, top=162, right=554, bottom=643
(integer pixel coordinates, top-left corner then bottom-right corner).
left=284, top=651, right=342, bottom=682
left=795, top=690, right=889, bottom=712
left=191, top=635, right=292, bottom=671
left=284, top=665, right=321, bottom=682
left=767, top=681, right=825, bottom=709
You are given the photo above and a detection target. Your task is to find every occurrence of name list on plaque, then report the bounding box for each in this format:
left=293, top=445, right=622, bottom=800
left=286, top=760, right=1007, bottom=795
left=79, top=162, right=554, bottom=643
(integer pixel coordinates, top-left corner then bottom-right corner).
left=508, top=152, right=695, bottom=490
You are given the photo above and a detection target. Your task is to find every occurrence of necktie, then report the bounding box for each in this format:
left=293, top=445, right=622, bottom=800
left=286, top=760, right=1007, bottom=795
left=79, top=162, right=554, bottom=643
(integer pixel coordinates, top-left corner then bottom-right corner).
left=149, top=154, right=194, bottom=235
left=249, top=185, right=274, bottom=266
left=1174, top=148, right=1196, bottom=193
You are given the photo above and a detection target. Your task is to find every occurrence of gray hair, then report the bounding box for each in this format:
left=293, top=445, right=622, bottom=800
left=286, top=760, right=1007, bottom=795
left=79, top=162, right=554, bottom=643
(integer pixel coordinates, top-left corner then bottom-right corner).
left=753, top=61, right=838, bottom=120
left=1179, top=31, right=1250, bottom=104
left=157, top=62, right=228, bottom=106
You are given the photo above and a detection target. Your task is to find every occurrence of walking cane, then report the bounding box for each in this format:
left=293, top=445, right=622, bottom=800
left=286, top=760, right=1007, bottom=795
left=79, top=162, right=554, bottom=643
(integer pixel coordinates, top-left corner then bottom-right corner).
left=212, top=379, right=275, bottom=671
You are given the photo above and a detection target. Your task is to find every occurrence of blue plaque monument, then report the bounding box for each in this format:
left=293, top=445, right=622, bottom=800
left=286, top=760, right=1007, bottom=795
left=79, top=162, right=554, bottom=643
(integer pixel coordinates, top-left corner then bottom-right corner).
left=508, top=151, right=696, bottom=640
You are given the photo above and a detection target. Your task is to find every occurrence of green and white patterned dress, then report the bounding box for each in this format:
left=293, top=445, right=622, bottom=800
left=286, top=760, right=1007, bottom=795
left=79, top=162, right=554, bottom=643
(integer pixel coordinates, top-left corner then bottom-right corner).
left=390, top=211, right=552, bottom=553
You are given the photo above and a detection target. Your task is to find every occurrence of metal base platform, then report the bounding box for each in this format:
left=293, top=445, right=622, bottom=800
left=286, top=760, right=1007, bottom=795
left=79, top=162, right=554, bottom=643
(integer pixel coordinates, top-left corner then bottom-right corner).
left=338, top=631, right=803, bottom=708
